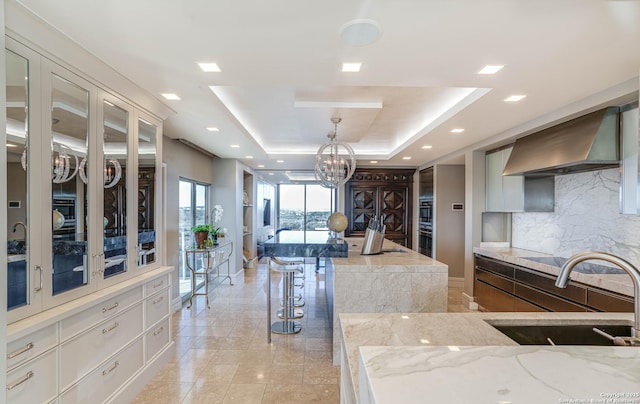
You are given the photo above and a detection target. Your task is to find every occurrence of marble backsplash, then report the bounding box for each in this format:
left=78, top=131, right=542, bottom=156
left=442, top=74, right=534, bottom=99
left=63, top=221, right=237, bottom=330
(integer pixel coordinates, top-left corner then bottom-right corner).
left=511, top=167, right=640, bottom=264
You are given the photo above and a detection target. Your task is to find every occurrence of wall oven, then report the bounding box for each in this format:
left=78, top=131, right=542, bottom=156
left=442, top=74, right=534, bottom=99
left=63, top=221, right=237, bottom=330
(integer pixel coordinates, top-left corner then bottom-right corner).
left=418, top=222, right=433, bottom=257
left=52, top=198, right=76, bottom=235
left=419, top=199, right=433, bottom=225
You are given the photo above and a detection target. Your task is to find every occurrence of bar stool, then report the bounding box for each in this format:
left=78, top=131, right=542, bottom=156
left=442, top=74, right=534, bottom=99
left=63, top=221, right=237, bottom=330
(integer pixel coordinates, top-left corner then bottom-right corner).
left=269, top=257, right=303, bottom=334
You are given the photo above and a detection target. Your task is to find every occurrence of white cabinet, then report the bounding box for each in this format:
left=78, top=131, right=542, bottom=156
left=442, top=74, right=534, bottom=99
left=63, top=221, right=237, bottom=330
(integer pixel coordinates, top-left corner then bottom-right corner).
left=621, top=104, right=640, bottom=214
left=5, top=37, right=163, bottom=324
left=485, top=146, right=554, bottom=212
left=6, top=268, right=173, bottom=404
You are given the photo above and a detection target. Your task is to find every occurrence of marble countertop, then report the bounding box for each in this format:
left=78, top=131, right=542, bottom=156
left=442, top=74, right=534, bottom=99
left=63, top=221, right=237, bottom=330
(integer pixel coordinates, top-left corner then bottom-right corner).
left=332, top=238, right=448, bottom=274
left=359, top=345, right=640, bottom=404
left=340, top=312, right=636, bottom=404
left=474, top=246, right=634, bottom=297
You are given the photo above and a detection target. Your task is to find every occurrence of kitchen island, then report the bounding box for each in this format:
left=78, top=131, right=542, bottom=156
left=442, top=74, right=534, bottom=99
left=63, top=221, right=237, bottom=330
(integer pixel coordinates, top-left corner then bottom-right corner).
left=329, top=238, right=448, bottom=364
left=340, top=312, right=638, bottom=404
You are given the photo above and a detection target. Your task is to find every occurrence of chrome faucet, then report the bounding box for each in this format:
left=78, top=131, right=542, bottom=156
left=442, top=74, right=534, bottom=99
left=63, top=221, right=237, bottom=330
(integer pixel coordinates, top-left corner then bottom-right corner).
left=12, top=221, right=27, bottom=234
left=556, top=251, right=640, bottom=337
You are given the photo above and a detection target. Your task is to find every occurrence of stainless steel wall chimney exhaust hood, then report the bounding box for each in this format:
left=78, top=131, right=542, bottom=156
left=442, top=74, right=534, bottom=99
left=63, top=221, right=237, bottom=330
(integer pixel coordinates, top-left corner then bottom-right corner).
left=503, top=107, right=620, bottom=176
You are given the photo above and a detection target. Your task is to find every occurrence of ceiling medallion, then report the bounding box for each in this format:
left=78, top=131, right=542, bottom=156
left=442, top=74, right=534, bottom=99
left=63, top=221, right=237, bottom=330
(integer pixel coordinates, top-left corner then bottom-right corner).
left=314, top=117, right=356, bottom=189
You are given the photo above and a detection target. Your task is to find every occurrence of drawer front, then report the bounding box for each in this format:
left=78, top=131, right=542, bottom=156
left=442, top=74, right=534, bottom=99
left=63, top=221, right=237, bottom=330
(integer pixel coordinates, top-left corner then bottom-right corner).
left=514, top=267, right=587, bottom=304
left=7, top=323, right=58, bottom=370
left=146, top=317, right=170, bottom=361
left=475, top=255, right=515, bottom=279
left=61, top=286, right=143, bottom=340
left=145, top=288, right=170, bottom=329
left=475, top=268, right=514, bottom=293
left=60, top=338, right=144, bottom=404
left=474, top=280, right=515, bottom=312
left=60, top=303, right=143, bottom=389
left=514, top=284, right=587, bottom=312
left=7, top=348, right=57, bottom=404
left=587, top=289, right=634, bottom=312
left=144, top=273, right=169, bottom=297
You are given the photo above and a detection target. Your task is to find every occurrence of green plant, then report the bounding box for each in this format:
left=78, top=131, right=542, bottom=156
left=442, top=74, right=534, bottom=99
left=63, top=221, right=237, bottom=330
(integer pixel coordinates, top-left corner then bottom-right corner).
left=191, top=223, right=213, bottom=233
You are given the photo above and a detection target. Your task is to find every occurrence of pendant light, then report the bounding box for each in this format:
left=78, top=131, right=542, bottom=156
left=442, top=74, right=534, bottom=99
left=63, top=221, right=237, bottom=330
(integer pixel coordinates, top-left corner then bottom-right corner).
left=314, top=117, right=356, bottom=188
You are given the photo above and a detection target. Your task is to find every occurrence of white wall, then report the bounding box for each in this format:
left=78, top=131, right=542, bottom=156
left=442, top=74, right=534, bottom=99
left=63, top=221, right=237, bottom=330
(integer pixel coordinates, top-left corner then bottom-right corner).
left=256, top=180, right=276, bottom=242
left=512, top=168, right=640, bottom=264
left=162, top=136, right=216, bottom=302
left=434, top=165, right=465, bottom=278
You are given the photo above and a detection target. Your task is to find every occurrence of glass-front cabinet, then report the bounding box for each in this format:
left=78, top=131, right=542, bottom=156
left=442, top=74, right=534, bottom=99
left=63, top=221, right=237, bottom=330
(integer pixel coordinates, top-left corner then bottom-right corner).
left=5, top=39, right=162, bottom=323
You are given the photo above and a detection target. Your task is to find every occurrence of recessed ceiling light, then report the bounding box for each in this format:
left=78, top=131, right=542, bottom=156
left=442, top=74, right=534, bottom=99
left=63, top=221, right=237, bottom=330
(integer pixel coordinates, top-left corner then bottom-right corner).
left=420, top=339, right=430, bottom=344
left=370, top=160, right=378, bottom=164
left=342, top=62, right=362, bottom=72
left=450, top=128, right=465, bottom=133
left=206, top=127, right=219, bottom=132
left=402, top=156, right=412, bottom=160
left=245, top=156, right=253, bottom=159
left=258, top=164, right=265, bottom=168
left=505, top=95, right=526, bottom=102
left=197, top=62, right=221, bottom=72
left=230, top=144, right=240, bottom=148
left=421, top=145, right=433, bottom=149
left=161, top=93, right=180, bottom=100
left=478, top=65, right=504, bottom=75
left=277, top=160, right=284, bottom=163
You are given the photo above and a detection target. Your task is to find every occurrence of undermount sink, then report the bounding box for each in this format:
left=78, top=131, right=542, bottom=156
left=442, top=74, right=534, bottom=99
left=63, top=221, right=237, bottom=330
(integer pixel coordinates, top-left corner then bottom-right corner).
left=491, top=323, right=634, bottom=346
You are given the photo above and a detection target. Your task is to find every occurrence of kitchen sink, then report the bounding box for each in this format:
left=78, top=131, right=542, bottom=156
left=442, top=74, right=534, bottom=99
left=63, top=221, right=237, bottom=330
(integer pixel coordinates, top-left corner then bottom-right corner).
left=491, top=323, right=634, bottom=346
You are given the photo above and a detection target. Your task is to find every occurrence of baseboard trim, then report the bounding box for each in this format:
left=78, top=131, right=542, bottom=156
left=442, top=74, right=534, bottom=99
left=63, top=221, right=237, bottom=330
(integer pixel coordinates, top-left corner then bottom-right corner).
left=448, top=277, right=464, bottom=288
left=462, top=292, right=479, bottom=310
left=172, top=296, right=182, bottom=313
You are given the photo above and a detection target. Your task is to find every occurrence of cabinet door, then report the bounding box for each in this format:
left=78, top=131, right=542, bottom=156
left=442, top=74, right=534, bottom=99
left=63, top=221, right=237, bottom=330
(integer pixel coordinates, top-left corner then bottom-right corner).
left=347, top=185, right=377, bottom=236
left=5, top=43, right=44, bottom=322
left=380, top=186, right=409, bottom=246
left=135, top=114, right=160, bottom=270
left=44, top=63, right=98, bottom=307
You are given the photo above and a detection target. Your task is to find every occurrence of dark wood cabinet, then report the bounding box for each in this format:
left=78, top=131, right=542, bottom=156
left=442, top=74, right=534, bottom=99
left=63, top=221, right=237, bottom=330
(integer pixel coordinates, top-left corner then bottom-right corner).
left=345, top=168, right=414, bottom=247
left=103, top=167, right=155, bottom=236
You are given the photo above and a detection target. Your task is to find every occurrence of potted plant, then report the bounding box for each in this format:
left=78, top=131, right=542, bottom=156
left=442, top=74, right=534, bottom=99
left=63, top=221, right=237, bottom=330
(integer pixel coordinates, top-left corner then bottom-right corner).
left=191, top=224, right=212, bottom=248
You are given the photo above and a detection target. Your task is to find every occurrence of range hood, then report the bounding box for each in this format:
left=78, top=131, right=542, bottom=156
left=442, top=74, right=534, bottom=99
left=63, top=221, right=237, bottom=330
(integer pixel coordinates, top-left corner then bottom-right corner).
left=503, top=107, right=620, bottom=176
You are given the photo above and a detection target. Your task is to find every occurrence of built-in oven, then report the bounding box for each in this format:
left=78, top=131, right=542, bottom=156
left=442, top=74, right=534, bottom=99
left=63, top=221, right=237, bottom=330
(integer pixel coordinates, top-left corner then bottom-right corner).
left=418, top=222, right=433, bottom=257
left=419, top=199, right=433, bottom=225
left=52, top=198, right=76, bottom=234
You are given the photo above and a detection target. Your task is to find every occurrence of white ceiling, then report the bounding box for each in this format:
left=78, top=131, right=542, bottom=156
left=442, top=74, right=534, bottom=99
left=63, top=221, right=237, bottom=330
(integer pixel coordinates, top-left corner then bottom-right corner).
left=15, top=0, right=640, bottom=178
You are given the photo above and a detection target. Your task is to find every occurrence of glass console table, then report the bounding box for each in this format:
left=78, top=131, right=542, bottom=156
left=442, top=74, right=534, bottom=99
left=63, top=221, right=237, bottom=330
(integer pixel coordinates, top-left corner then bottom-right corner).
left=184, top=240, right=233, bottom=308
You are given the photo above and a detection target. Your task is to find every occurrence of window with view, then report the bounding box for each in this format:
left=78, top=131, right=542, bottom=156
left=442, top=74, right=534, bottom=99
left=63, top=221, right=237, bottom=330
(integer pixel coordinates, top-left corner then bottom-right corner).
left=278, top=184, right=334, bottom=232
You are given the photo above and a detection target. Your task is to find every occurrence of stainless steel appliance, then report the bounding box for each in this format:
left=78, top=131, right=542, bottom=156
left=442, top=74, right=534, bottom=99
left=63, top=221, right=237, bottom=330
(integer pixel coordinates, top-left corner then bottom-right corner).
left=418, top=222, right=432, bottom=257
left=419, top=199, right=433, bottom=224
left=52, top=198, right=76, bottom=234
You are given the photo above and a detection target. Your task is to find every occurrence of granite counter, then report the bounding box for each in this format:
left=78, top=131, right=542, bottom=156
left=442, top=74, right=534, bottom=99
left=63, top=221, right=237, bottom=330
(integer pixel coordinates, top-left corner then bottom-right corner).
left=339, top=312, right=637, bottom=404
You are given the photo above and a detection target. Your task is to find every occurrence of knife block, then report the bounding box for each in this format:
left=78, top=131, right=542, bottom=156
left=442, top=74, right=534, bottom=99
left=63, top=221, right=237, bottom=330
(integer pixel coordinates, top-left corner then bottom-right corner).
left=361, top=226, right=385, bottom=255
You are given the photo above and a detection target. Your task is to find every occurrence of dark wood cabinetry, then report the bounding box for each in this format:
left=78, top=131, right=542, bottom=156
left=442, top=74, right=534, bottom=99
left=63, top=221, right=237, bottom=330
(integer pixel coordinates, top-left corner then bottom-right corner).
left=103, top=167, right=155, bottom=236
left=345, top=168, right=414, bottom=247
left=474, top=255, right=633, bottom=313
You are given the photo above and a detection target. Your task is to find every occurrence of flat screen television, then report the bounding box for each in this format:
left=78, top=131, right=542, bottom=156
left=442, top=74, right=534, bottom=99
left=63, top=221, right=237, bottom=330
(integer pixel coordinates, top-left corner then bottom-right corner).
left=263, top=198, right=271, bottom=226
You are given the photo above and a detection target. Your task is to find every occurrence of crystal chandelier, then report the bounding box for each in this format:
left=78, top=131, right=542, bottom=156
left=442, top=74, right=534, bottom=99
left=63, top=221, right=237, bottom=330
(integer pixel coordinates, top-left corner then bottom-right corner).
left=314, top=117, right=356, bottom=188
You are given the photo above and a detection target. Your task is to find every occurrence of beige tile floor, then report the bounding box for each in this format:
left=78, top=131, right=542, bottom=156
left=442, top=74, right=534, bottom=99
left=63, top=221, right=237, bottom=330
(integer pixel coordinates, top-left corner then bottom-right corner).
left=133, top=259, right=471, bottom=403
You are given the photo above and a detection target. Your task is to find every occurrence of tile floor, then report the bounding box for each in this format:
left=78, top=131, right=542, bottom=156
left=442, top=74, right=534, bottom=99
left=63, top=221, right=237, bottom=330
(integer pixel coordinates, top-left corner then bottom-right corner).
left=133, top=259, right=471, bottom=403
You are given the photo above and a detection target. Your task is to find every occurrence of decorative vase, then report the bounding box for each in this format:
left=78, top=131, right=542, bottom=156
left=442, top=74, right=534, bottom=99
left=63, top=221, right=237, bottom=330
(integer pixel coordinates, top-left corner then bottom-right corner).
left=195, top=231, right=209, bottom=249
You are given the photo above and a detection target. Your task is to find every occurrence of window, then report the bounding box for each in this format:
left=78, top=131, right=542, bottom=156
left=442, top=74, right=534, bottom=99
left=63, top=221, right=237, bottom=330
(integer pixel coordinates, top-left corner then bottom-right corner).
left=178, top=179, right=210, bottom=299
left=278, top=184, right=334, bottom=232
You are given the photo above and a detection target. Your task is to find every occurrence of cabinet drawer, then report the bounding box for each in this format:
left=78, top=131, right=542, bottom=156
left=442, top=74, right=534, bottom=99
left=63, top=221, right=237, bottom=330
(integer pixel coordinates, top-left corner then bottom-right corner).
left=587, top=289, right=634, bottom=312
left=475, top=268, right=514, bottom=293
left=475, top=255, right=515, bottom=279
left=146, top=288, right=170, bottom=328
left=60, top=338, right=144, bottom=404
left=60, top=303, right=143, bottom=389
left=146, top=317, right=170, bottom=361
left=474, top=280, right=515, bottom=312
left=7, top=348, right=57, bottom=404
left=514, top=284, right=587, bottom=312
left=514, top=267, right=587, bottom=304
left=144, top=273, right=169, bottom=297
left=61, top=286, right=143, bottom=340
left=7, top=323, right=58, bottom=370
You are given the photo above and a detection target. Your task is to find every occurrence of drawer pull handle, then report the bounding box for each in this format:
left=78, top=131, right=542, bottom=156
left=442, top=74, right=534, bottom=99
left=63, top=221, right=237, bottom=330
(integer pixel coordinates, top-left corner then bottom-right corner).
left=7, top=342, right=34, bottom=360
left=102, top=302, right=119, bottom=313
left=102, top=361, right=119, bottom=376
left=153, top=280, right=164, bottom=288
left=153, top=296, right=164, bottom=304
left=7, top=371, right=34, bottom=391
left=102, top=322, right=120, bottom=334
left=153, top=326, right=164, bottom=336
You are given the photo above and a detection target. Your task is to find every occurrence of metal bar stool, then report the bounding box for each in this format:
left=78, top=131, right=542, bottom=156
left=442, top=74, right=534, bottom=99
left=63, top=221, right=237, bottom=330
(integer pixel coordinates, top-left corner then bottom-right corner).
left=276, top=258, right=305, bottom=308
left=269, top=257, right=303, bottom=334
